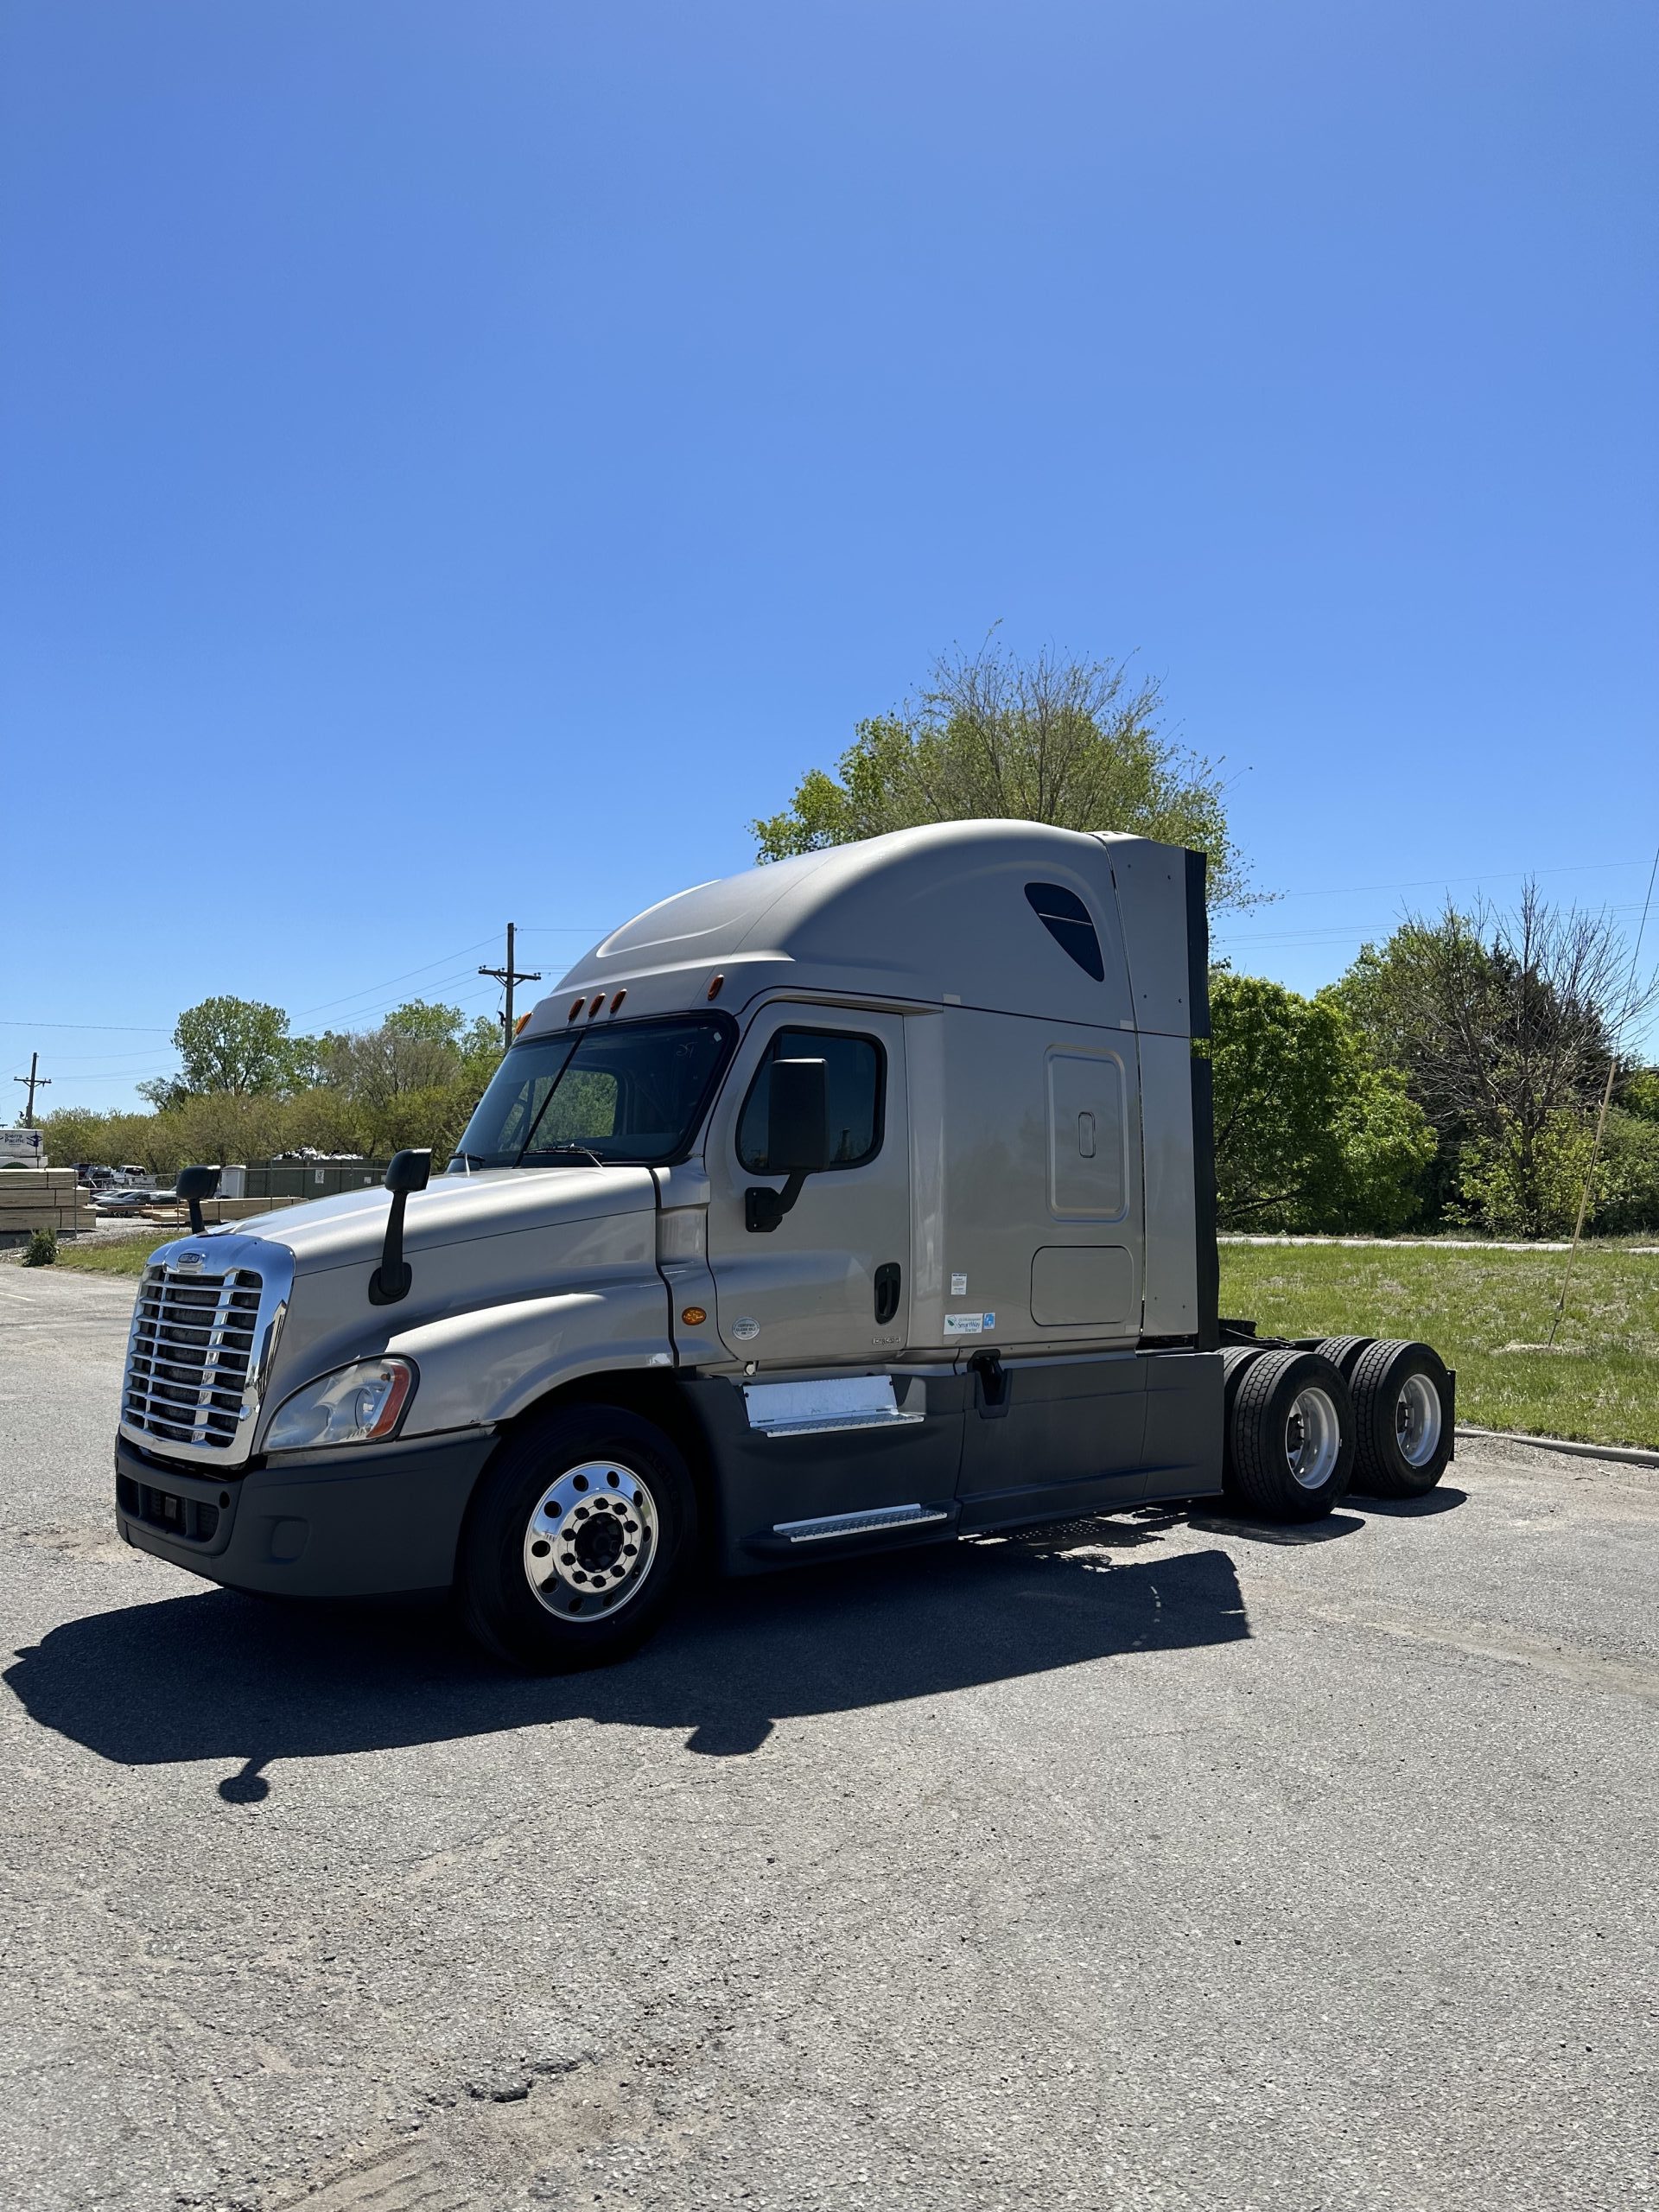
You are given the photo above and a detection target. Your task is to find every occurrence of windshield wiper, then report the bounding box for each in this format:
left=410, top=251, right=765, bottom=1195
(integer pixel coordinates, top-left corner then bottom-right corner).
left=524, top=1143, right=607, bottom=1168
left=450, top=1150, right=488, bottom=1171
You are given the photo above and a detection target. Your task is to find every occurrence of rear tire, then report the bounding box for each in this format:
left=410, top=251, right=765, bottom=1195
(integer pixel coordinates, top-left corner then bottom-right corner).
left=1219, top=1344, right=1265, bottom=1503
left=458, top=1405, right=697, bottom=1671
left=1348, top=1340, right=1453, bottom=1498
left=1228, top=1349, right=1355, bottom=1521
left=1314, top=1335, right=1372, bottom=1382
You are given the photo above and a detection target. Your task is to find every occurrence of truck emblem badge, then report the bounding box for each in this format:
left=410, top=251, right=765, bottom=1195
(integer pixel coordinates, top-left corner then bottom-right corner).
left=175, top=1250, right=205, bottom=1272
left=731, top=1316, right=761, bottom=1341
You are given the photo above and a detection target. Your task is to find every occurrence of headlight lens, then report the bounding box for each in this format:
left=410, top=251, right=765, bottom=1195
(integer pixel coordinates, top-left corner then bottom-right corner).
left=265, top=1358, right=416, bottom=1452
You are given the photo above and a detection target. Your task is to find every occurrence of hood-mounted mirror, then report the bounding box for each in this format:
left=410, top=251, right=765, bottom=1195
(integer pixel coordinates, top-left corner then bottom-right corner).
left=369, top=1148, right=431, bottom=1306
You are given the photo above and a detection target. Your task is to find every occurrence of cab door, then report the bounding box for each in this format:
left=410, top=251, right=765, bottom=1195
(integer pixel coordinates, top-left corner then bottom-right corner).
left=703, top=1007, right=909, bottom=1369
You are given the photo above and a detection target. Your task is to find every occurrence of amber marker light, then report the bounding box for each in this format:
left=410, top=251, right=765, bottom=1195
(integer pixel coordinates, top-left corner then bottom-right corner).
left=707, top=971, right=724, bottom=1000
left=514, top=1012, right=532, bottom=1038
left=680, top=1306, right=708, bottom=1326
left=610, top=990, right=626, bottom=1013
left=588, top=992, right=604, bottom=1017
left=568, top=996, right=585, bottom=1021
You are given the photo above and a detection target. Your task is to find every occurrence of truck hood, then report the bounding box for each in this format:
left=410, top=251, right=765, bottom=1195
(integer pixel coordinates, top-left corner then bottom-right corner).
left=219, top=1165, right=657, bottom=1276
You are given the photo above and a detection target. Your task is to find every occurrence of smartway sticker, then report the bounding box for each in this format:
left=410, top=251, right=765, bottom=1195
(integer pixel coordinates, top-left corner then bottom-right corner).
left=943, top=1311, right=995, bottom=1336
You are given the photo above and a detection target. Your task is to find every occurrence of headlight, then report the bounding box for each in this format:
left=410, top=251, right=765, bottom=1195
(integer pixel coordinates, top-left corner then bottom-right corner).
left=264, top=1358, right=416, bottom=1452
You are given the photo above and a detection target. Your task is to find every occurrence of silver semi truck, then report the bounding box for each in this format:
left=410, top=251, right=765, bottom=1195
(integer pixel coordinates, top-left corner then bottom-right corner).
left=113, top=822, right=1454, bottom=1669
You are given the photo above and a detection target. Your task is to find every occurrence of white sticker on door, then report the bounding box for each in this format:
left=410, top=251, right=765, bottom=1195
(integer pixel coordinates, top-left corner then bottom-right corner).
left=943, top=1311, right=995, bottom=1336
left=950, top=1272, right=968, bottom=1296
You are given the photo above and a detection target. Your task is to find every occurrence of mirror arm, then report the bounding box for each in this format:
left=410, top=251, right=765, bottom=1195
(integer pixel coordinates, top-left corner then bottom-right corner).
left=368, top=1149, right=430, bottom=1305
left=369, top=1191, right=413, bottom=1304
left=745, top=1170, right=809, bottom=1235
left=175, top=1164, right=220, bottom=1237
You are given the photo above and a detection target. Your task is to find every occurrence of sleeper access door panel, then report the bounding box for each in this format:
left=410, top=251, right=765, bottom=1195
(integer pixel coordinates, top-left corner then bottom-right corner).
left=1033, top=1045, right=1138, bottom=1332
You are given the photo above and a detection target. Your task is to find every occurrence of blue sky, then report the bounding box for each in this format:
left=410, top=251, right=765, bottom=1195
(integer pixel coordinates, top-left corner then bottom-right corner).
left=3, top=0, right=1655, bottom=1112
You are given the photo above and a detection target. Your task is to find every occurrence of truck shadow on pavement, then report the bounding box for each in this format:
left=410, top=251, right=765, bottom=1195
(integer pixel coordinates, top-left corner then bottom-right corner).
left=6, top=1524, right=1250, bottom=1796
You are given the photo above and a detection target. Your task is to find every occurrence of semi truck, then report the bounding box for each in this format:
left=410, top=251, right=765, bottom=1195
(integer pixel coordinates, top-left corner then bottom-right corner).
left=113, top=822, right=1454, bottom=1670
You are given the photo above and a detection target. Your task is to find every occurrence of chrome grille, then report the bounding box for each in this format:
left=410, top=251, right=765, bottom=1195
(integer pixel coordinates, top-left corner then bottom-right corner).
left=123, top=1262, right=265, bottom=1456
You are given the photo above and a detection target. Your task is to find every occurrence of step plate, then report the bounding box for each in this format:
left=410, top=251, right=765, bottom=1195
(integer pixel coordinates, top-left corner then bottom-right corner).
left=772, top=1502, right=951, bottom=1545
left=742, top=1374, right=925, bottom=1439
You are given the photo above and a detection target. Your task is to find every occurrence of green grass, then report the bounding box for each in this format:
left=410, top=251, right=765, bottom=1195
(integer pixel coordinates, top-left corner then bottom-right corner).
left=48, top=1236, right=165, bottom=1277
left=1221, top=1241, right=1659, bottom=1452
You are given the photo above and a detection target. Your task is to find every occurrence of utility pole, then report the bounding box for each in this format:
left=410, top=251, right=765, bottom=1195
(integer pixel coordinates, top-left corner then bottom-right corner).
left=13, top=1052, right=49, bottom=1126
left=478, top=923, right=542, bottom=1047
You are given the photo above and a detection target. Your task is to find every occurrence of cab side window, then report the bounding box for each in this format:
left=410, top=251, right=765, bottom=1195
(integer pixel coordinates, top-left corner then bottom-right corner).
left=737, top=1027, right=884, bottom=1172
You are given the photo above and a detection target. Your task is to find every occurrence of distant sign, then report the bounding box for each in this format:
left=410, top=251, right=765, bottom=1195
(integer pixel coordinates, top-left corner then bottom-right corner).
left=0, top=1128, right=46, bottom=1167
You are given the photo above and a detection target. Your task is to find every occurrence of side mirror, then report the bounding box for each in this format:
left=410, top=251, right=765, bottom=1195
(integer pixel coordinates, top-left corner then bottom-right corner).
left=369, top=1148, right=431, bottom=1306
left=766, top=1058, right=830, bottom=1173
left=384, top=1148, right=432, bottom=1197
left=175, top=1163, right=220, bottom=1237
left=747, top=1058, right=828, bottom=1232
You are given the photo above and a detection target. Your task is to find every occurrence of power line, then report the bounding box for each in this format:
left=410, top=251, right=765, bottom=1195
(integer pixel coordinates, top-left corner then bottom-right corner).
left=292, top=933, right=505, bottom=1020
left=0, top=1018, right=171, bottom=1034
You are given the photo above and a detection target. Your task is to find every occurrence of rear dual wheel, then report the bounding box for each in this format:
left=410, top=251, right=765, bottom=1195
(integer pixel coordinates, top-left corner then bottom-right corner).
left=1225, top=1349, right=1355, bottom=1521
left=1346, top=1340, right=1453, bottom=1499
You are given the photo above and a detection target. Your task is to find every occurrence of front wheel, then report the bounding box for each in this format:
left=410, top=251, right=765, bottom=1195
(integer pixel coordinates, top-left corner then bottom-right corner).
left=458, top=1405, right=697, bottom=1671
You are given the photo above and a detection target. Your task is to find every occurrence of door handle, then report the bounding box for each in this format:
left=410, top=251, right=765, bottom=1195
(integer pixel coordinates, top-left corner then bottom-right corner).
left=873, top=1262, right=901, bottom=1327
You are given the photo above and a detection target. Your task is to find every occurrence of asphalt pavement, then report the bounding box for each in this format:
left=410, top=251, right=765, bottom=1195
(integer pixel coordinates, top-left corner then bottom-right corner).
left=1, top=1263, right=1654, bottom=2211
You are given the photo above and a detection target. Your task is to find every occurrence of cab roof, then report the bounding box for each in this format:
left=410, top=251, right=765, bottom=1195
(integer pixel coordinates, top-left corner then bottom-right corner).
left=524, top=819, right=1200, bottom=1039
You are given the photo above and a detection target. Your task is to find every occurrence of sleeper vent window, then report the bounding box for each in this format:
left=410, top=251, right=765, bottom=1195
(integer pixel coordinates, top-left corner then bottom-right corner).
left=1024, top=882, right=1104, bottom=982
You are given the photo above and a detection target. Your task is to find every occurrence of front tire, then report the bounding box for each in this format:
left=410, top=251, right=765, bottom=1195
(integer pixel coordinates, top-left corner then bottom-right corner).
left=458, top=1405, right=697, bottom=1671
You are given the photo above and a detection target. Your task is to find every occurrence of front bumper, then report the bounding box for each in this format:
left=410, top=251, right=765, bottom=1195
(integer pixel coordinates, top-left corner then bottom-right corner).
left=114, top=1428, right=498, bottom=1599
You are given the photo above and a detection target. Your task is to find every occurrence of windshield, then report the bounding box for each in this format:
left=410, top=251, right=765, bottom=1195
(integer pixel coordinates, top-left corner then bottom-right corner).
left=450, top=1014, right=734, bottom=1169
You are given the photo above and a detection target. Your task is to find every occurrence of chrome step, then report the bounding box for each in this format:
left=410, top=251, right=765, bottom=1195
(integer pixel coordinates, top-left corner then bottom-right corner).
left=772, top=1503, right=951, bottom=1546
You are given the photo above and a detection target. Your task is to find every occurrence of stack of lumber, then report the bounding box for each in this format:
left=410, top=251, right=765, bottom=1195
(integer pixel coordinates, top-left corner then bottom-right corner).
left=0, top=1169, right=86, bottom=1236
left=196, top=1194, right=302, bottom=1224
left=92, top=1194, right=303, bottom=1229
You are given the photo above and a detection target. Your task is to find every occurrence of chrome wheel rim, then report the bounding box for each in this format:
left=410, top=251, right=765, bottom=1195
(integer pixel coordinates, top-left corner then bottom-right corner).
left=522, top=1459, right=658, bottom=1621
left=1285, top=1386, right=1340, bottom=1490
left=1395, top=1374, right=1442, bottom=1467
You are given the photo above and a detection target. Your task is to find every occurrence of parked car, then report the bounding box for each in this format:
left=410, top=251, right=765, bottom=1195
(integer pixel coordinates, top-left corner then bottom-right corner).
left=95, top=1188, right=176, bottom=1214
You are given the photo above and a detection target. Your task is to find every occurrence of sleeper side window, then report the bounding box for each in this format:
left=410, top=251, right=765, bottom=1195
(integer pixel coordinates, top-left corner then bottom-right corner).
left=1025, top=881, right=1105, bottom=982
left=737, top=1027, right=884, bottom=1172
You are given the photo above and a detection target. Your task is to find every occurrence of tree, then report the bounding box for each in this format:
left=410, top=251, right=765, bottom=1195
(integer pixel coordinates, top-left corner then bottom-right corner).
left=1335, top=887, right=1654, bottom=1238
left=318, top=1000, right=499, bottom=1108
left=141, top=995, right=303, bottom=1105
left=315, top=1001, right=502, bottom=1156
left=1211, top=972, right=1436, bottom=1231
left=1617, top=1066, right=1659, bottom=1123
left=751, top=639, right=1255, bottom=908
